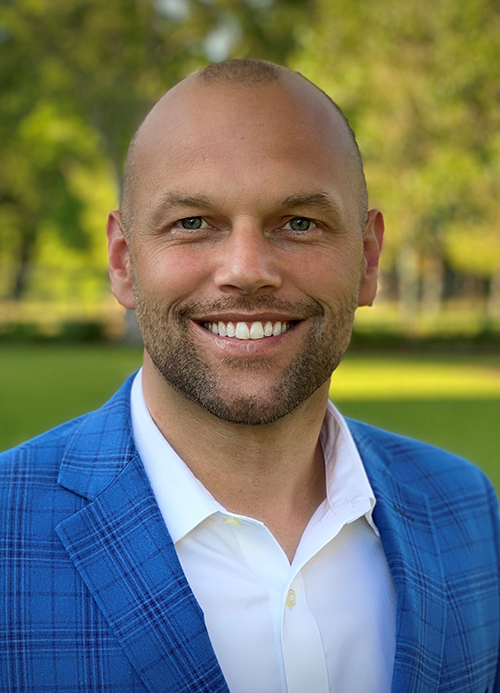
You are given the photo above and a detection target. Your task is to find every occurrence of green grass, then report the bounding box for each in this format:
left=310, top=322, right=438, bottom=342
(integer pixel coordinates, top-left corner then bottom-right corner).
left=331, top=353, right=500, bottom=491
left=336, top=398, right=500, bottom=491
left=0, top=344, right=142, bottom=451
left=1, top=345, right=499, bottom=493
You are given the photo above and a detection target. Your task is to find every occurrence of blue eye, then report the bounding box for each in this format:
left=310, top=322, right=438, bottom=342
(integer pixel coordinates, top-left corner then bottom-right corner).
left=286, top=218, right=314, bottom=231
left=180, top=217, right=204, bottom=229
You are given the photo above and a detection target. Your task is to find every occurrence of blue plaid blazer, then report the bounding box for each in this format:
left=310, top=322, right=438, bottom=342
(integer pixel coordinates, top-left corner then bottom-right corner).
left=1, top=375, right=499, bottom=692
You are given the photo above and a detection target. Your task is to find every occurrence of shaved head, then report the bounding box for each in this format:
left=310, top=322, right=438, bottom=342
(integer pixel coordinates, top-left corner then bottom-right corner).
left=197, top=58, right=286, bottom=84
left=108, top=58, right=384, bottom=426
left=120, top=59, right=368, bottom=235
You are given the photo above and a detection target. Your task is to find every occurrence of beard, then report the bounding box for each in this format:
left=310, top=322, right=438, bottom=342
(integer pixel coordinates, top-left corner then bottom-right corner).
left=133, top=289, right=358, bottom=426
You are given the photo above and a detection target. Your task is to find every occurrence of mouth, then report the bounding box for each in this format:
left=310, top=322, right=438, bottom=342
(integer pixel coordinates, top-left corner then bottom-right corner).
left=199, top=319, right=299, bottom=340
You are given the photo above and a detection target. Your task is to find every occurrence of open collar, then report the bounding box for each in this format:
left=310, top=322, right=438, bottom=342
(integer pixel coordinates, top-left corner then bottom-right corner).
left=130, top=370, right=222, bottom=544
left=131, top=370, right=378, bottom=545
left=56, top=376, right=446, bottom=693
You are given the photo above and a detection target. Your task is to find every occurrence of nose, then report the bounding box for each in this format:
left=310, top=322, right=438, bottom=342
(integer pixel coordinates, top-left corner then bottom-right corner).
left=214, top=220, right=282, bottom=296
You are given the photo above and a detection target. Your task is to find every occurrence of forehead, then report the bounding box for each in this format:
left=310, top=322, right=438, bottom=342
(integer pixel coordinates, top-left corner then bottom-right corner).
left=130, top=77, right=358, bottom=219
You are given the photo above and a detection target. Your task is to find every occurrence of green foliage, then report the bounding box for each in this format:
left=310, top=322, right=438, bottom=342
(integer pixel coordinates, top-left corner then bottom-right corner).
left=0, top=0, right=313, bottom=301
left=292, top=0, right=500, bottom=289
left=3, top=0, right=497, bottom=310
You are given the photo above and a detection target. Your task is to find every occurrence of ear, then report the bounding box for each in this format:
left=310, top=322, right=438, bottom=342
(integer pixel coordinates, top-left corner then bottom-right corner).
left=107, top=210, right=135, bottom=310
left=357, top=209, right=384, bottom=307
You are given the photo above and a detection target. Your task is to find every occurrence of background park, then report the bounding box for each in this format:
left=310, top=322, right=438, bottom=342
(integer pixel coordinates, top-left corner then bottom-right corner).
left=1, top=0, right=499, bottom=490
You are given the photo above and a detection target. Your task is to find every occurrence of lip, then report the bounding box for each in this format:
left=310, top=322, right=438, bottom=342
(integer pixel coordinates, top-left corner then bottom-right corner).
left=191, top=318, right=305, bottom=355
left=193, top=314, right=303, bottom=324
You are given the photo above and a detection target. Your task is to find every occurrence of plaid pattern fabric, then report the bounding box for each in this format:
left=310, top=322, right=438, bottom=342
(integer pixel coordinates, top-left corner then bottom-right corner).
left=349, top=419, right=500, bottom=693
left=0, top=374, right=498, bottom=692
left=0, top=378, right=229, bottom=693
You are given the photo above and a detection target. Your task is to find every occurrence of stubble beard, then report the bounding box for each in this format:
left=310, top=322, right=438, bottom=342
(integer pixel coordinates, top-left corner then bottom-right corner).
left=134, top=291, right=357, bottom=426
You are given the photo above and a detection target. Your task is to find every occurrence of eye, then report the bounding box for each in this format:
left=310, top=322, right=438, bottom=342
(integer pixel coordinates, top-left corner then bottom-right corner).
left=284, top=217, right=317, bottom=232
left=176, top=217, right=209, bottom=230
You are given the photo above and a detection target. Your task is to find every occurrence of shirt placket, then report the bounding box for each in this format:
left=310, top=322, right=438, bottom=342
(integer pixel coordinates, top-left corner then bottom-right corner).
left=281, top=571, right=329, bottom=693
left=226, top=514, right=330, bottom=693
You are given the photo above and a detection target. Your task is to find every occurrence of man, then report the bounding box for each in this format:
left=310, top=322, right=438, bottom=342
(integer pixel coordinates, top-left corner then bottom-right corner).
left=0, top=59, right=499, bottom=693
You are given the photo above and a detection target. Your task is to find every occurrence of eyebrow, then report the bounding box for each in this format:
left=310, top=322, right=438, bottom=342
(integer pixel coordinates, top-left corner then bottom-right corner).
left=148, top=193, right=215, bottom=226
left=155, top=193, right=214, bottom=209
left=279, top=192, right=345, bottom=225
left=148, top=191, right=345, bottom=226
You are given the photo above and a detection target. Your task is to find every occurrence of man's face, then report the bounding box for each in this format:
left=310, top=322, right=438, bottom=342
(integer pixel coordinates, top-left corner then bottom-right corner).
left=109, top=77, right=382, bottom=425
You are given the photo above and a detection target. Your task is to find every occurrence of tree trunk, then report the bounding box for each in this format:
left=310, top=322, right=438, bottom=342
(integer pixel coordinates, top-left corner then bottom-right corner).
left=11, top=232, right=35, bottom=301
left=421, top=255, right=444, bottom=316
left=487, top=268, right=500, bottom=318
left=397, top=243, right=420, bottom=320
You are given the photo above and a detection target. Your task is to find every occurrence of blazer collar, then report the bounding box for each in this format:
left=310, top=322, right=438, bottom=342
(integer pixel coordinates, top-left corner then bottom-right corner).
left=56, top=376, right=229, bottom=693
left=57, top=381, right=446, bottom=693
left=57, top=376, right=138, bottom=500
left=348, top=419, right=447, bottom=693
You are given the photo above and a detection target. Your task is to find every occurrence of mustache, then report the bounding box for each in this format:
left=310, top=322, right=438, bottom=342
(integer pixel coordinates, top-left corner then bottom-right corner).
left=177, top=295, right=324, bottom=321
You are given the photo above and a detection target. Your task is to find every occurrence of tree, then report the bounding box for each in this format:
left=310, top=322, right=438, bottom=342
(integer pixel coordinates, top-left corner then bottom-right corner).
left=292, top=0, right=500, bottom=315
left=0, top=0, right=314, bottom=300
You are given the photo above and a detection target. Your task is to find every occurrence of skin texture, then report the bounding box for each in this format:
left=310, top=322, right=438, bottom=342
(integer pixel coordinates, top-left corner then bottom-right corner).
left=107, top=69, right=384, bottom=560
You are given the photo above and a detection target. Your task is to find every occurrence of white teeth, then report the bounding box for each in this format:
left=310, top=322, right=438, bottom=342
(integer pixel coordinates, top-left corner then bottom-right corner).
left=250, top=322, right=264, bottom=340
left=235, top=322, right=250, bottom=339
left=205, top=319, right=291, bottom=339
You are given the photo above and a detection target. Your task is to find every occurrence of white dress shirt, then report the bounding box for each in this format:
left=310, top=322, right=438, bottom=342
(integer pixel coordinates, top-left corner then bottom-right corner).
left=131, top=370, right=396, bottom=693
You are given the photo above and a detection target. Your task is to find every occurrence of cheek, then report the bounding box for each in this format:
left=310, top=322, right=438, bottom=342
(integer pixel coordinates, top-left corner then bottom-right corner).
left=133, top=246, right=212, bottom=301
left=287, top=247, right=362, bottom=304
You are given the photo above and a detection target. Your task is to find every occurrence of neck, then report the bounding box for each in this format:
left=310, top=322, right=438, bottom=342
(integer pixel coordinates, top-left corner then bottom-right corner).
left=141, top=357, right=331, bottom=561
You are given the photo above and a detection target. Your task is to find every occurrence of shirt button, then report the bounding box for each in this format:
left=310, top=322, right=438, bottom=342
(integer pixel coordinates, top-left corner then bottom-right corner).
left=286, top=589, right=297, bottom=608
left=223, top=516, right=241, bottom=526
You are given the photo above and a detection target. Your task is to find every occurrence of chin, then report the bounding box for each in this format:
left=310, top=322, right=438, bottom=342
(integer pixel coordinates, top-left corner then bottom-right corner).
left=190, top=393, right=300, bottom=427
left=138, top=290, right=355, bottom=426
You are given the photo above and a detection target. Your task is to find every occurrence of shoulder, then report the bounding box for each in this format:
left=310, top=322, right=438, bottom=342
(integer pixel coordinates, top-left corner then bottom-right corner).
left=0, top=374, right=136, bottom=488
left=346, top=418, right=497, bottom=505
left=347, top=420, right=500, bottom=593
left=0, top=416, right=88, bottom=486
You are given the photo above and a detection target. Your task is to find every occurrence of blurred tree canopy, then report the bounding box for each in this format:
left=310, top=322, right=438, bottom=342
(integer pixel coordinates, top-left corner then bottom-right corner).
left=0, top=0, right=312, bottom=300
left=292, top=0, right=500, bottom=315
left=1, top=0, right=499, bottom=319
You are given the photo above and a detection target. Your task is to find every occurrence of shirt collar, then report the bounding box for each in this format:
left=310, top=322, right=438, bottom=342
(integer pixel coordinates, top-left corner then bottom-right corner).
left=131, top=370, right=222, bottom=543
left=130, top=369, right=378, bottom=544
left=321, top=400, right=378, bottom=535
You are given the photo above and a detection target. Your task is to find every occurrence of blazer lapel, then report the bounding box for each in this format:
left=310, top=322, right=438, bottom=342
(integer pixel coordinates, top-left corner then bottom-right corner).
left=349, top=421, right=447, bottom=693
left=56, top=379, right=229, bottom=693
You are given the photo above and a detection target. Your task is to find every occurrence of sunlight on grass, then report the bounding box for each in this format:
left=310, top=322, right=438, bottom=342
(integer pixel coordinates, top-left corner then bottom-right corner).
left=330, top=356, right=500, bottom=399
left=1, top=345, right=499, bottom=492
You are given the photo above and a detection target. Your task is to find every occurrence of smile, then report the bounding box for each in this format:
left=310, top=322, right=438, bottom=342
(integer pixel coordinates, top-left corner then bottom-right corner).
left=201, top=320, right=296, bottom=340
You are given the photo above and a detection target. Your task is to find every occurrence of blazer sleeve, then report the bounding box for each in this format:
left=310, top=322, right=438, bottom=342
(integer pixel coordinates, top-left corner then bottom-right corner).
left=486, top=480, right=500, bottom=693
